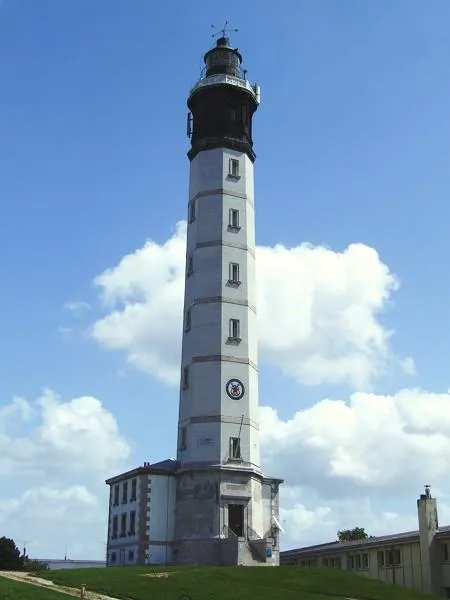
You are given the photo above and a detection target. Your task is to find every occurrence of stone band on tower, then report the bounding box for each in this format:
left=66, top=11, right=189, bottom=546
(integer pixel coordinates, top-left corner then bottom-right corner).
left=172, top=32, right=283, bottom=566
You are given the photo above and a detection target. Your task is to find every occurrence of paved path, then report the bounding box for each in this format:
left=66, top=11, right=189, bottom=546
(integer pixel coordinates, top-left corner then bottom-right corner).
left=0, top=570, right=121, bottom=600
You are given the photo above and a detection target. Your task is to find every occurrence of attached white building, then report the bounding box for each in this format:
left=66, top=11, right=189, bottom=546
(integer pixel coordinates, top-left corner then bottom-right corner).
left=105, top=459, right=176, bottom=566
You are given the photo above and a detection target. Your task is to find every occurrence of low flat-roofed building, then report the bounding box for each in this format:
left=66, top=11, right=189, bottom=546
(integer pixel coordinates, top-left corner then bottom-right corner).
left=281, top=486, right=450, bottom=597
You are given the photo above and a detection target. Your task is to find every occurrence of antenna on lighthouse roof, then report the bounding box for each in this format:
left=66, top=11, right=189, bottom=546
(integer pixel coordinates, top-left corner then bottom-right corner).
left=210, top=21, right=238, bottom=40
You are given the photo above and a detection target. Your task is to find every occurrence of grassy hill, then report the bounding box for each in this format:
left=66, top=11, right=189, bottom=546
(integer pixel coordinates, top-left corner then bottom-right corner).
left=34, top=565, right=443, bottom=600
left=0, top=576, right=68, bottom=599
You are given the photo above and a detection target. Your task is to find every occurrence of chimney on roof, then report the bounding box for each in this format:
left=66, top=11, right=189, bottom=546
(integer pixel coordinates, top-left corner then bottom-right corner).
left=417, top=484, right=439, bottom=595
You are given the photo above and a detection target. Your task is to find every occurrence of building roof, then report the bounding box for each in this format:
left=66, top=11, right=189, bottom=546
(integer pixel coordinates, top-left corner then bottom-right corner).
left=105, top=458, right=178, bottom=484
left=281, top=525, right=450, bottom=557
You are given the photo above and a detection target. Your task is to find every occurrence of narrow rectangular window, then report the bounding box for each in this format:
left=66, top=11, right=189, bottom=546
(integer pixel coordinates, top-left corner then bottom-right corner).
left=112, top=515, right=118, bottom=538
left=361, top=553, right=368, bottom=569
left=229, top=158, right=239, bottom=177
left=128, top=550, right=134, bottom=561
left=230, top=437, right=241, bottom=459
left=443, top=543, right=449, bottom=562
left=183, top=366, right=189, bottom=389
left=129, top=510, right=136, bottom=535
left=335, top=556, right=341, bottom=569
left=355, top=554, right=361, bottom=570
left=180, top=426, right=187, bottom=450
left=130, top=479, right=137, bottom=501
left=229, top=318, right=240, bottom=340
left=185, top=308, right=191, bottom=332
left=113, top=485, right=119, bottom=506
left=377, top=550, right=385, bottom=567
left=187, top=254, right=193, bottom=276
left=229, top=208, right=240, bottom=229
left=120, top=513, right=127, bottom=537
left=189, top=200, right=195, bottom=222
left=347, top=555, right=354, bottom=570
left=391, top=549, right=401, bottom=565
left=122, top=481, right=128, bottom=504
left=229, top=262, right=240, bottom=283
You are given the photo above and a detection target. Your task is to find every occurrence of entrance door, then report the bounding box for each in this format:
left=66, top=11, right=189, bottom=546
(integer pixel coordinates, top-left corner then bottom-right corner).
left=228, top=504, right=244, bottom=537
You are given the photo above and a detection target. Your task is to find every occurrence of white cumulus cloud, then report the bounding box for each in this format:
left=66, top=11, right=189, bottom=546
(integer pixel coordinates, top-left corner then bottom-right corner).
left=260, top=388, right=450, bottom=500
left=0, top=388, right=131, bottom=477
left=86, top=222, right=410, bottom=390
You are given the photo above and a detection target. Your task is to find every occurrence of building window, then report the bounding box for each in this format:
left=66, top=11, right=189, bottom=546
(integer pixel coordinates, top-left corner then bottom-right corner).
left=185, top=308, right=191, bottom=332
left=229, top=262, right=240, bottom=284
left=180, top=426, right=187, bottom=450
left=120, top=513, right=127, bottom=537
left=130, top=479, right=137, bottom=502
left=187, top=254, right=193, bottom=276
left=230, top=437, right=241, bottom=460
left=228, top=318, right=241, bottom=341
left=361, top=553, right=369, bottom=569
left=229, top=158, right=240, bottom=178
left=335, top=556, right=341, bottom=569
left=189, top=200, right=196, bottom=222
left=113, top=485, right=119, bottom=506
left=112, top=515, right=118, bottom=539
left=129, top=510, right=136, bottom=536
left=347, top=555, right=354, bottom=570
left=183, top=366, right=189, bottom=389
left=386, top=549, right=401, bottom=566
left=443, top=543, right=449, bottom=562
left=128, top=550, right=134, bottom=562
left=110, top=552, right=117, bottom=564
left=355, top=554, right=361, bottom=570
left=229, top=208, right=240, bottom=230
left=122, top=481, right=128, bottom=504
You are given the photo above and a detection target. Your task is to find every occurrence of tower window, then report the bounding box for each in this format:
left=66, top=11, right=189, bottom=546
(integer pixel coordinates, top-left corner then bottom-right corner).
left=189, top=200, right=196, bottom=222
left=187, top=254, right=193, bottom=276
left=180, top=426, right=187, bottom=450
left=183, top=366, right=189, bottom=389
left=113, top=484, right=119, bottom=506
left=229, top=158, right=240, bottom=178
left=229, top=318, right=241, bottom=341
left=229, top=209, right=240, bottom=230
left=229, top=262, right=240, bottom=284
left=122, top=481, right=128, bottom=504
left=230, top=437, right=241, bottom=460
left=185, top=308, right=191, bottom=332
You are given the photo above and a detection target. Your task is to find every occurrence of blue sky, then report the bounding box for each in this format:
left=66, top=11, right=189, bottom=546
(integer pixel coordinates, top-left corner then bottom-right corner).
left=2, top=0, right=450, bottom=559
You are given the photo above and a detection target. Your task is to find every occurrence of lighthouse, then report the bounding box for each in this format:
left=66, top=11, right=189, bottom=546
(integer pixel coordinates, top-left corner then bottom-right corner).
left=172, top=30, right=284, bottom=566
left=104, top=29, right=283, bottom=569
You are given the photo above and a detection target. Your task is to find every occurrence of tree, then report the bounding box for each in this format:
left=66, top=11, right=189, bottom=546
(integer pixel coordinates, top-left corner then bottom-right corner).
left=337, top=527, right=371, bottom=542
left=0, top=537, right=24, bottom=570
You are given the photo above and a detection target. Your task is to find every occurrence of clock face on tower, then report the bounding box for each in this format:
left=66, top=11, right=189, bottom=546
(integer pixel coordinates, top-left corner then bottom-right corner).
left=226, top=378, right=245, bottom=400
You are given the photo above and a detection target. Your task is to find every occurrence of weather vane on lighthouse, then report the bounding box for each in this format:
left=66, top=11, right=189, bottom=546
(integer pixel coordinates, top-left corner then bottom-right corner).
left=210, top=20, right=238, bottom=39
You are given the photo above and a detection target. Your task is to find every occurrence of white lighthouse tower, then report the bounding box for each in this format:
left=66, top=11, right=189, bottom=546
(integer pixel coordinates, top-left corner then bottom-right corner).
left=172, top=29, right=284, bottom=566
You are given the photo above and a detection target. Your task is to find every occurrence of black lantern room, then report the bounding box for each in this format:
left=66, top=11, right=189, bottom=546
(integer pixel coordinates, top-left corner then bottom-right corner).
left=187, top=36, right=259, bottom=162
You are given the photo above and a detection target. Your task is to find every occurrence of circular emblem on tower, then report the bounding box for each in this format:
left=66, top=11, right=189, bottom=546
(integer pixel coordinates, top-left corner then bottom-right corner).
left=226, top=378, right=245, bottom=400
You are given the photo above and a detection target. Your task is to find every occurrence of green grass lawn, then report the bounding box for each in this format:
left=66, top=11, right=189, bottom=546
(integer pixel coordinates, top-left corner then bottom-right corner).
left=0, top=576, right=68, bottom=600
left=36, top=565, right=443, bottom=600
